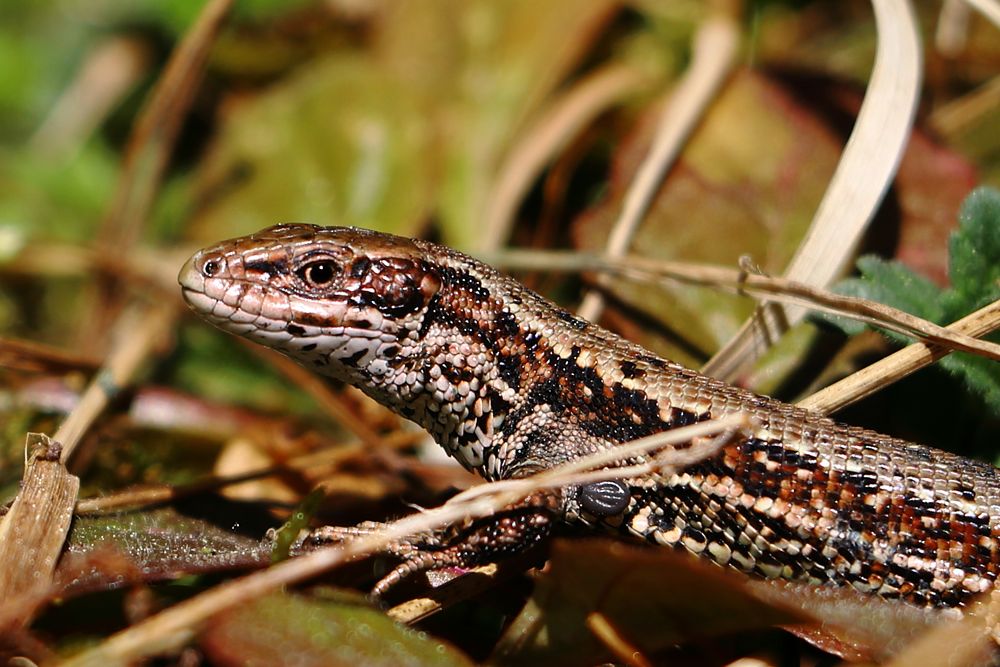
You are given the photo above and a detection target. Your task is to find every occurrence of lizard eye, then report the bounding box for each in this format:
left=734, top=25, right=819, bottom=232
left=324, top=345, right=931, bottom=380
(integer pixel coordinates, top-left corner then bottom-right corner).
left=297, top=260, right=339, bottom=287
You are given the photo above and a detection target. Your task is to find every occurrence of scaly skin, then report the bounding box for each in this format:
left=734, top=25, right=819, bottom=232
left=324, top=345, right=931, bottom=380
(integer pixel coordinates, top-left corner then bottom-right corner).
left=179, top=223, right=1000, bottom=608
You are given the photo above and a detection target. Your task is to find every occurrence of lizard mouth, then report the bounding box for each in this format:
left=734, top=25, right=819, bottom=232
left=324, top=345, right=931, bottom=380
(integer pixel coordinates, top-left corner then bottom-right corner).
left=177, top=250, right=266, bottom=336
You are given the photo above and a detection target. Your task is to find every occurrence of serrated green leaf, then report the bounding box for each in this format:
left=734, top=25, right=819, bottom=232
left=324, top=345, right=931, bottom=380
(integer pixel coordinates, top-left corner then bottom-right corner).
left=854, top=256, right=945, bottom=321
left=939, top=353, right=1000, bottom=413
left=947, top=186, right=1000, bottom=313
left=823, top=258, right=944, bottom=340
left=825, top=188, right=1000, bottom=417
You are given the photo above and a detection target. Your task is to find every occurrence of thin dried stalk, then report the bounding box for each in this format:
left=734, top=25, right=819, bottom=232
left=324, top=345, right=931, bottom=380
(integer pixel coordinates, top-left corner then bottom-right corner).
left=0, top=301, right=175, bottom=630
left=481, top=62, right=651, bottom=251
left=935, top=0, right=971, bottom=56
left=83, top=0, right=233, bottom=352
left=798, top=298, right=1000, bottom=414
left=95, top=0, right=233, bottom=253
left=488, top=249, right=1000, bottom=363
left=586, top=612, right=653, bottom=667
left=703, top=0, right=922, bottom=381
left=74, top=430, right=422, bottom=515
left=237, top=340, right=386, bottom=449
left=0, top=337, right=99, bottom=374
left=387, top=563, right=503, bottom=624
left=54, top=302, right=177, bottom=464
left=29, top=36, right=152, bottom=159
left=576, top=14, right=738, bottom=322
left=963, top=0, right=1000, bottom=28
left=932, top=75, right=1000, bottom=138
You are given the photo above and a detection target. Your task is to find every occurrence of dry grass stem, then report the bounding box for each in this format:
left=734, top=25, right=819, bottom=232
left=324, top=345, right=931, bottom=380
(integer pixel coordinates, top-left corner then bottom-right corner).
left=83, top=0, right=233, bottom=353
left=0, top=337, right=99, bottom=374
left=237, top=340, right=385, bottom=448
left=964, top=0, right=1000, bottom=29
left=386, top=561, right=516, bottom=624
left=29, top=36, right=152, bottom=158
left=95, top=0, right=233, bottom=251
left=935, top=0, right=971, bottom=56
left=576, top=15, right=738, bottom=322
left=703, top=0, right=922, bottom=381
left=1, top=241, right=187, bottom=293
left=482, top=62, right=651, bottom=250
left=446, top=414, right=749, bottom=512
left=54, top=302, right=177, bottom=464
left=74, top=430, right=423, bottom=515
left=932, top=75, right=1000, bottom=137
left=586, top=612, right=654, bottom=667
left=797, top=297, right=1000, bottom=414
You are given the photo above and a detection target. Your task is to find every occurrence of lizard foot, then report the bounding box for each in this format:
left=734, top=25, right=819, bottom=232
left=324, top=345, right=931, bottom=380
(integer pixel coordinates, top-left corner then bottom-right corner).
left=291, top=491, right=560, bottom=598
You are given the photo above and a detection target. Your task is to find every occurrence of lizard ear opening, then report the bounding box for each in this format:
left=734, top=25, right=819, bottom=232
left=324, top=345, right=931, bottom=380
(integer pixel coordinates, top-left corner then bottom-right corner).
left=367, top=257, right=442, bottom=318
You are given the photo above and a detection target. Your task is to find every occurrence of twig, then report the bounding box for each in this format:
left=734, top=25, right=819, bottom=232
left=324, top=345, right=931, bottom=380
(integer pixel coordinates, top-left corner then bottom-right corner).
left=935, top=0, right=971, bottom=56
left=237, top=340, right=386, bottom=449
left=932, top=75, right=1000, bottom=138
left=0, top=301, right=176, bottom=630
left=29, top=36, right=152, bottom=159
left=962, top=0, right=1000, bottom=29
left=54, top=302, right=177, bottom=465
left=74, top=430, right=422, bottom=515
left=83, top=0, right=234, bottom=352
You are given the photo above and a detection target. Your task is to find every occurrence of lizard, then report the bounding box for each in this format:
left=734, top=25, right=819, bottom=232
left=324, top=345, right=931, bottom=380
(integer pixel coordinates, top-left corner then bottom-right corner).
left=178, top=223, right=1000, bottom=610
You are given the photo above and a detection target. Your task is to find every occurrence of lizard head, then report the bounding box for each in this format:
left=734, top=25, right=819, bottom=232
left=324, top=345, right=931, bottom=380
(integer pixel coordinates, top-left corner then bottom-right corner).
left=178, top=223, right=443, bottom=382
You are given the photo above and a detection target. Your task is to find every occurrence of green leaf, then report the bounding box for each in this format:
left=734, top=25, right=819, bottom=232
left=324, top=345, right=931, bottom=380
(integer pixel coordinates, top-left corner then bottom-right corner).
left=947, top=186, right=1000, bottom=313
left=939, top=353, right=1000, bottom=416
left=271, top=487, right=325, bottom=563
left=63, top=507, right=269, bottom=589
left=200, top=590, right=473, bottom=667
left=190, top=57, right=435, bottom=242
left=825, top=187, right=1000, bottom=416
left=830, top=256, right=944, bottom=340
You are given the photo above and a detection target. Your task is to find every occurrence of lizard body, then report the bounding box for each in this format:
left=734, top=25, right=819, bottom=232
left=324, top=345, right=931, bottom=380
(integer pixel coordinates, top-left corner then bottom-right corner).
left=179, top=224, right=1000, bottom=609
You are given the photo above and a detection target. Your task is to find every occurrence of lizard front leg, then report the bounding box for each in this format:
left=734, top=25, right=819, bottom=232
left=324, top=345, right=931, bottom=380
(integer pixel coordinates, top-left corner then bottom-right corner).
left=299, top=490, right=563, bottom=598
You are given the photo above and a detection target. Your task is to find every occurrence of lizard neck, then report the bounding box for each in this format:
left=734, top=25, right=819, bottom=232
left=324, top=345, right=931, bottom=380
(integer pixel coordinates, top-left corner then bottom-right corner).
left=357, top=260, right=529, bottom=477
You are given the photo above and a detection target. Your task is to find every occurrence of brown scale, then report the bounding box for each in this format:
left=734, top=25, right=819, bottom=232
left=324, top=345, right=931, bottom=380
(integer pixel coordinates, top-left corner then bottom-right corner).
left=180, top=224, right=1000, bottom=609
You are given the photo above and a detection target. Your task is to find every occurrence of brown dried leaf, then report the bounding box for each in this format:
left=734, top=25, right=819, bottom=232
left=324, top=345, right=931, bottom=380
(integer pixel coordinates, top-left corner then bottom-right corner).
left=494, top=538, right=958, bottom=665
